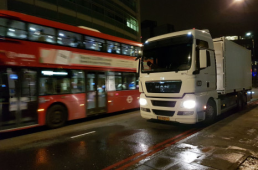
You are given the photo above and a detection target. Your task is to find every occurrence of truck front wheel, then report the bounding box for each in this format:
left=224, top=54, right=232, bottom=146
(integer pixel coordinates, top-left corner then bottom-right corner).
left=204, top=100, right=217, bottom=124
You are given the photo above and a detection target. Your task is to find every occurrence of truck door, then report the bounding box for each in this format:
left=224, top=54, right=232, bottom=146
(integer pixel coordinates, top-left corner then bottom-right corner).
left=196, top=50, right=216, bottom=93
left=204, top=50, right=216, bottom=91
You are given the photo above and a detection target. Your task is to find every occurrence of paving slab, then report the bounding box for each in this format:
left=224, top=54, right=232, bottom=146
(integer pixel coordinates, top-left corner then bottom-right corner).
left=129, top=101, right=258, bottom=170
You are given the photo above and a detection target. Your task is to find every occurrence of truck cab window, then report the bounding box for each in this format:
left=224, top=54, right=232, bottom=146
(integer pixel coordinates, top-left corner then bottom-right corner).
left=142, top=35, right=193, bottom=73
left=197, top=39, right=209, bottom=49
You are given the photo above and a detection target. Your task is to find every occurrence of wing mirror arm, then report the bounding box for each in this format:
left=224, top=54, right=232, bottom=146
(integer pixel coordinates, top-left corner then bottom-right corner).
left=135, top=55, right=142, bottom=61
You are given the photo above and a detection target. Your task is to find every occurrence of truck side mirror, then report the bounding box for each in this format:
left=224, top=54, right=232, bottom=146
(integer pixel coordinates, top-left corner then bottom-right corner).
left=200, top=50, right=207, bottom=68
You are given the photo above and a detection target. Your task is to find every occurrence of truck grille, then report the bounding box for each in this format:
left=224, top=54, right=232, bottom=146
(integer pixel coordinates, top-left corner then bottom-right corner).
left=152, top=110, right=175, bottom=116
left=145, top=81, right=182, bottom=93
left=152, top=100, right=176, bottom=107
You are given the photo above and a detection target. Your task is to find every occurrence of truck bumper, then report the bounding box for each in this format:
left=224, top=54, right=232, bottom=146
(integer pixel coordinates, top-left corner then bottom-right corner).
left=141, top=110, right=197, bottom=124
left=139, top=93, right=199, bottom=124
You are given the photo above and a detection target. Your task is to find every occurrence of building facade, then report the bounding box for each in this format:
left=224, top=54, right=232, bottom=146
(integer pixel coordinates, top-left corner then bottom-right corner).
left=141, top=20, right=175, bottom=43
left=0, top=0, right=141, bottom=42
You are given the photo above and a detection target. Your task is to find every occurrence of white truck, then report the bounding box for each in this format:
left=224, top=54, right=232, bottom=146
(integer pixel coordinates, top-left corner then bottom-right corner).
left=138, top=29, right=252, bottom=124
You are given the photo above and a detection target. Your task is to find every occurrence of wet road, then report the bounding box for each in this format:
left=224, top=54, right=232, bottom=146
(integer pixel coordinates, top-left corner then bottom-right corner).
left=0, top=110, right=200, bottom=170
left=1, top=87, right=257, bottom=170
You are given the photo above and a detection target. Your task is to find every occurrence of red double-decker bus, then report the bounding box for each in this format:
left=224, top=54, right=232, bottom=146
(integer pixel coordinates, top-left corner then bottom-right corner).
left=0, top=10, right=142, bottom=132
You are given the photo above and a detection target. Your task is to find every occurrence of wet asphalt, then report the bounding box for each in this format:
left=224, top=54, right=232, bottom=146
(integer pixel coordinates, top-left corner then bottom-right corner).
left=0, top=89, right=257, bottom=170
left=0, top=110, right=198, bottom=170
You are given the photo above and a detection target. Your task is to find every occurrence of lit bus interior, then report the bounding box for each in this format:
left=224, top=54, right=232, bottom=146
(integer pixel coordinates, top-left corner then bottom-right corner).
left=0, top=10, right=141, bottom=132
left=0, top=17, right=141, bottom=57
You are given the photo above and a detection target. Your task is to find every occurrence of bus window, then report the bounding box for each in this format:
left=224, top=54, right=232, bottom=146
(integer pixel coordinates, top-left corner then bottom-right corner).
left=21, top=69, right=37, bottom=98
left=136, top=77, right=139, bottom=89
left=71, top=70, right=85, bottom=93
left=106, top=72, right=115, bottom=91
left=84, top=36, right=105, bottom=51
left=39, top=70, right=70, bottom=95
left=136, top=73, right=139, bottom=89
left=0, top=18, right=7, bottom=37
left=58, top=30, right=82, bottom=48
left=29, top=24, right=55, bottom=43
left=134, top=46, right=141, bottom=57
left=107, top=41, right=121, bottom=54
left=6, top=20, right=27, bottom=39
left=122, top=44, right=134, bottom=56
left=107, top=72, right=123, bottom=91
left=114, top=72, right=123, bottom=90
left=123, top=73, right=136, bottom=90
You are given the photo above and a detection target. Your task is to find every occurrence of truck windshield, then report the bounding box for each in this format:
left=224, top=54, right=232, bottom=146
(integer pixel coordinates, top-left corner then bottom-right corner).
left=142, top=35, right=193, bottom=73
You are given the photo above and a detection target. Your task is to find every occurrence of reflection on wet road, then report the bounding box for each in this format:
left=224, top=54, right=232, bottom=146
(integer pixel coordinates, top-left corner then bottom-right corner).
left=0, top=110, right=201, bottom=170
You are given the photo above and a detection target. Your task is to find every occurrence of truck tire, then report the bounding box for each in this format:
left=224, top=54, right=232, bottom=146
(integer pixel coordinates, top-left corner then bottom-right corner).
left=242, top=92, right=247, bottom=107
left=204, top=100, right=216, bottom=124
left=46, top=104, right=67, bottom=129
left=237, top=92, right=243, bottom=110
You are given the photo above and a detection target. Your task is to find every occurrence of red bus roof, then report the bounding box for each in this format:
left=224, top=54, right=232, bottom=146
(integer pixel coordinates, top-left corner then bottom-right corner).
left=0, top=10, right=142, bottom=47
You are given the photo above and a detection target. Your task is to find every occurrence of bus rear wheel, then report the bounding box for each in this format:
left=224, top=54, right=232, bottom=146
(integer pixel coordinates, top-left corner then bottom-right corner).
left=46, top=105, right=67, bottom=129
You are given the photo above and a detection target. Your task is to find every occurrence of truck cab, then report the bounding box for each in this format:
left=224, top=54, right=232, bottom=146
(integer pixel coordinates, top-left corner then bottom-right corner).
left=138, top=29, right=251, bottom=124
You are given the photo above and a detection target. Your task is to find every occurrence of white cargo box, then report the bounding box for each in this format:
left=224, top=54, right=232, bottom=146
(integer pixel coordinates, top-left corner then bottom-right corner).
left=213, top=37, right=252, bottom=94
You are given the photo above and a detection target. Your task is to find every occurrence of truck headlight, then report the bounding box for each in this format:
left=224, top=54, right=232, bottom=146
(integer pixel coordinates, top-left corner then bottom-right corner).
left=139, top=98, right=147, bottom=106
left=182, top=100, right=196, bottom=109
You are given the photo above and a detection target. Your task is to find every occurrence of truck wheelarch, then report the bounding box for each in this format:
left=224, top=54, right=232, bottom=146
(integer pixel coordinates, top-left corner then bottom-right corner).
left=203, top=99, right=217, bottom=124
left=46, top=104, right=68, bottom=129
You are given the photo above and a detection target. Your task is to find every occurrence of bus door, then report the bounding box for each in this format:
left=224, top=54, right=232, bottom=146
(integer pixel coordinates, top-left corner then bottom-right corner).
left=86, top=72, right=107, bottom=115
left=0, top=68, right=38, bottom=130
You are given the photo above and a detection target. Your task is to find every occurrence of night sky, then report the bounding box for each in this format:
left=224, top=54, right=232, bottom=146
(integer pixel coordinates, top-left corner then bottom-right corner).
left=140, top=0, right=258, bottom=38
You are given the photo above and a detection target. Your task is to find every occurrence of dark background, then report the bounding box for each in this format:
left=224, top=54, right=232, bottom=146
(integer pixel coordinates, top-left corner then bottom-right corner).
left=140, top=0, right=258, bottom=38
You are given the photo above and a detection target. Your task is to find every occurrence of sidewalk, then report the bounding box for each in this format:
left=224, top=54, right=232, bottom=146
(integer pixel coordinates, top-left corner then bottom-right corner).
left=129, top=101, right=258, bottom=170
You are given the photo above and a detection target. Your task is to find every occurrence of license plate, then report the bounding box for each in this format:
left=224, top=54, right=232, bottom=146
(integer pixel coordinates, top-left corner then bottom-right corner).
left=157, top=116, right=170, bottom=121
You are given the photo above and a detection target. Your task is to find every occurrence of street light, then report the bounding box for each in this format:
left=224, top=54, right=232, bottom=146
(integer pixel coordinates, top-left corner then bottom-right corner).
left=231, top=0, right=245, bottom=7
left=246, top=32, right=251, bottom=36
left=229, top=0, right=245, bottom=8
left=245, top=32, right=255, bottom=64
